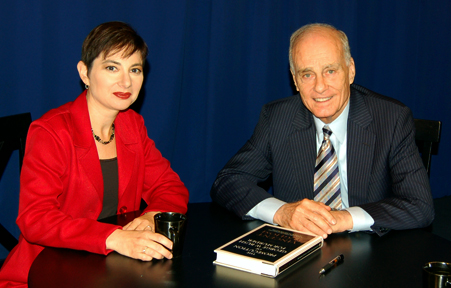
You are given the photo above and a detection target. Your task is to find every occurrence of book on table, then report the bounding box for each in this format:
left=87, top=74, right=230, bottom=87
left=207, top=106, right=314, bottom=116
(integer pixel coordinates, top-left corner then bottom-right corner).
left=213, top=223, right=323, bottom=278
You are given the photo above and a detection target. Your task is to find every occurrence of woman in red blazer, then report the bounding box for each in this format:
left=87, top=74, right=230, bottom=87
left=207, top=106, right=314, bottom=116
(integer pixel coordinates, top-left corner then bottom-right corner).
left=0, top=22, right=189, bottom=287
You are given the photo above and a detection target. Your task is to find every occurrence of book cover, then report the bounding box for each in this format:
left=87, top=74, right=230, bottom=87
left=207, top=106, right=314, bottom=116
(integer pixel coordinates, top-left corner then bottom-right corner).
left=214, top=224, right=323, bottom=277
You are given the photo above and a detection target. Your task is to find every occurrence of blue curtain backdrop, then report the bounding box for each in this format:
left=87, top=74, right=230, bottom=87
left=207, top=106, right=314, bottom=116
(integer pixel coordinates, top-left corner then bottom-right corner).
left=1, top=0, right=450, bottom=258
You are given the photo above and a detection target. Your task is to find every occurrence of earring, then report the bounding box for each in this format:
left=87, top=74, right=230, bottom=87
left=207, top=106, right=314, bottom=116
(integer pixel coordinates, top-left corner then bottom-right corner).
left=85, top=84, right=89, bottom=90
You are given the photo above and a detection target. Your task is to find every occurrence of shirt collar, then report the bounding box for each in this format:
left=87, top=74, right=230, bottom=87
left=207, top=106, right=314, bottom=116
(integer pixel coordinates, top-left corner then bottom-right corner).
left=313, top=99, right=350, bottom=144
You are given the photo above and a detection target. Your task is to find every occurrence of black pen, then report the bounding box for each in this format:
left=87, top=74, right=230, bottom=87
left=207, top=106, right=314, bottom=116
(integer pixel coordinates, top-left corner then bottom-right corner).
left=319, top=254, right=344, bottom=274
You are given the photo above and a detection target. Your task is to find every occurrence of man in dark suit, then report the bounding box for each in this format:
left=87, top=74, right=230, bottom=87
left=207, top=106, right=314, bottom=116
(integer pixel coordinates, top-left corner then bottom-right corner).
left=210, top=23, right=434, bottom=238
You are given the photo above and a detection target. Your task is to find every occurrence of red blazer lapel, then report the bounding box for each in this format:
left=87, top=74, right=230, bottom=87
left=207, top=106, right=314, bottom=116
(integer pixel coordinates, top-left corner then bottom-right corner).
left=69, top=91, right=104, bottom=204
left=115, top=111, right=137, bottom=201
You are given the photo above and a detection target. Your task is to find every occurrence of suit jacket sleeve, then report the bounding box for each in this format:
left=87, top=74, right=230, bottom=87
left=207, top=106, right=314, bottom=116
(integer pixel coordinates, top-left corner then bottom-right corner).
left=211, top=104, right=275, bottom=218
left=356, top=105, right=434, bottom=235
left=344, top=85, right=434, bottom=235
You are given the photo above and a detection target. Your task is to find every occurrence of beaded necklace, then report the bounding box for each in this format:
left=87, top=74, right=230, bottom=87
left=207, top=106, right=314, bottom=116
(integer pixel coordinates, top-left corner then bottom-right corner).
left=92, top=123, right=115, bottom=145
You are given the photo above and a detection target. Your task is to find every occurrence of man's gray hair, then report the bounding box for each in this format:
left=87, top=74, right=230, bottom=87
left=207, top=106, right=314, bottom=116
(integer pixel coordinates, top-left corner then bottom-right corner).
left=289, top=23, right=352, bottom=72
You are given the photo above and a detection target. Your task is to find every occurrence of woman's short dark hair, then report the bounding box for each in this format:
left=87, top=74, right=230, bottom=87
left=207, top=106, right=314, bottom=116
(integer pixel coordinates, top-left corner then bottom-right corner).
left=81, top=21, right=148, bottom=74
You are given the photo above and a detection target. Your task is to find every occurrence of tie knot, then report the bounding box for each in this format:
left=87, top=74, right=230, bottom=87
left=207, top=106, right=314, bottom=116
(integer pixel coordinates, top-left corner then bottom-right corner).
left=322, top=126, right=332, bottom=140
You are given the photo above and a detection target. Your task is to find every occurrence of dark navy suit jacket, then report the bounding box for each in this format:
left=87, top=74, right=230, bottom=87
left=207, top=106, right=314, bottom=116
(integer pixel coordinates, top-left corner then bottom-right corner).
left=211, top=84, right=434, bottom=236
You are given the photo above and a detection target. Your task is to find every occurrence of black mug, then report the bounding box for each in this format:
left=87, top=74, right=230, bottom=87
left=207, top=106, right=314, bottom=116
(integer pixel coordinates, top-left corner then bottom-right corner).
left=154, top=212, right=187, bottom=258
left=423, top=262, right=451, bottom=288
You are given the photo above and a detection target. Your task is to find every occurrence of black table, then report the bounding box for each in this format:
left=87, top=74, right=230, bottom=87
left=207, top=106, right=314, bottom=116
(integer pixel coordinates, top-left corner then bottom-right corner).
left=29, top=202, right=451, bottom=288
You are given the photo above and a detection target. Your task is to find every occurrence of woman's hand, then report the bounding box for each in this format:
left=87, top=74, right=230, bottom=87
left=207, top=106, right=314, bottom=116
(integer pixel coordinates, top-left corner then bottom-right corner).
left=106, top=229, right=172, bottom=261
left=123, top=211, right=160, bottom=232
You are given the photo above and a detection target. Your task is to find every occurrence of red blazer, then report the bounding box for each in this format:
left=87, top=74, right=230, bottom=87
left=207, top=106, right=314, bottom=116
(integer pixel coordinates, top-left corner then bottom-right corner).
left=0, top=91, right=189, bottom=287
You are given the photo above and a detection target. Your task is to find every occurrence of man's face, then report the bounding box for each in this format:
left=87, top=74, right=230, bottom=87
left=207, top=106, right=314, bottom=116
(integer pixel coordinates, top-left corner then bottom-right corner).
left=291, top=28, right=355, bottom=124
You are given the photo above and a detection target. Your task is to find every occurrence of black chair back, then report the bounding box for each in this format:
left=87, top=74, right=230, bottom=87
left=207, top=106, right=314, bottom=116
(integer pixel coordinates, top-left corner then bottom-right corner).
left=414, top=118, right=441, bottom=177
left=0, top=112, right=32, bottom=251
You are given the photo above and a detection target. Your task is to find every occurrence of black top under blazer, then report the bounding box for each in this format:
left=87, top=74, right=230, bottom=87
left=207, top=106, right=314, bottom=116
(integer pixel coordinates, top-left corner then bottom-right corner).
left=211, top=84, right=434, bottom=236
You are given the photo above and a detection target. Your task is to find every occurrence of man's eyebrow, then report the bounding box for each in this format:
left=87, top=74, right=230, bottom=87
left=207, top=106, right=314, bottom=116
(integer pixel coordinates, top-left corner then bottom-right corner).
left=298, top=67, right=314, bottom=74
left=324, top=63, right=341, bottom=70
left=296, top=63, right=341, bottom=74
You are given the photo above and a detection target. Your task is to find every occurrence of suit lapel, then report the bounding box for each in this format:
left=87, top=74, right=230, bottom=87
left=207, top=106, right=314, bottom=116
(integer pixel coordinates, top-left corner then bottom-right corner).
left=289, top=102, right=317, bottom=199
left=347, top=88, right=375, bottom=206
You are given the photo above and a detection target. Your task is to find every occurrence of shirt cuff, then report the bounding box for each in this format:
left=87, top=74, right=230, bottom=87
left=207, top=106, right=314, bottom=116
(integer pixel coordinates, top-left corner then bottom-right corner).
left=345, top=206, right=374, bottom=232
left=246, top=198, right=286, bottom=224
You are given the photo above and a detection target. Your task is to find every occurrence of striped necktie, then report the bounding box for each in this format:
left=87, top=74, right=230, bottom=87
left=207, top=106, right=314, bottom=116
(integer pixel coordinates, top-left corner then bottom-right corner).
left=314, top=126, right=342, bottom=209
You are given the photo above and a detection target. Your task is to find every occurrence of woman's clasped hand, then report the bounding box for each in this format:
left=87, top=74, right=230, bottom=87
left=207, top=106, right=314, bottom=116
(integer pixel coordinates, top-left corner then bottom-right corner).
left=107, top=211, right=174, bottom=261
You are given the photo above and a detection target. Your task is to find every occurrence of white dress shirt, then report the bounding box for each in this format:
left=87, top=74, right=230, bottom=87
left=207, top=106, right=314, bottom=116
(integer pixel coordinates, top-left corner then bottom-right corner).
left=246, top=100, right=374, bottom=232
